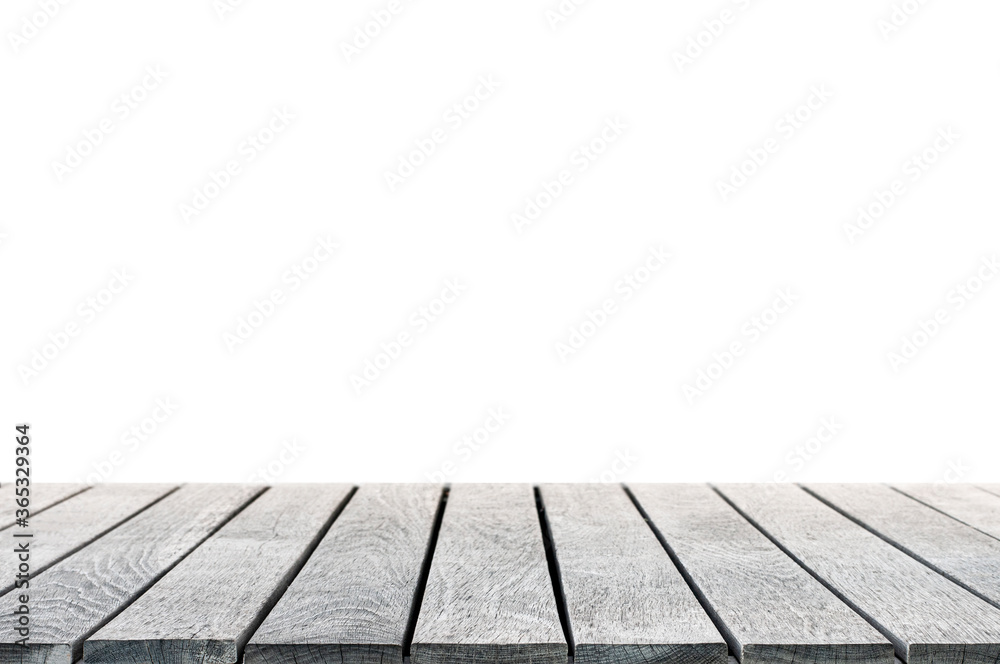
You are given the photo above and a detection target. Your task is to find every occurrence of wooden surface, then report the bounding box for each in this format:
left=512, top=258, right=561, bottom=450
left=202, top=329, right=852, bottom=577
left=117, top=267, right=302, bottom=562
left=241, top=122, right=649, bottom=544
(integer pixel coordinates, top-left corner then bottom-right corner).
left=0, top=483, right=176, bottom=596
left=540, top=484, right=726, bottom=664
left=86, top=485, right=353, bottom=664
left=0, top=483, right=261, bottom=664
left=979, top=485, right=1000, bottom=500
left=0, top=483, right=88, bottom=530
left=246, top=484, right=443, bottom=664
left=411, top=484, right=566, bottom=664
left=892, top=484, right=1000, bottom=540
left=805, top=483, right=1000, bottom=609
left=0, top=483, right=996, bottom=664
left=628, top=484, right=893, bottom=664
left=716, top=483, right=1000, bottom=664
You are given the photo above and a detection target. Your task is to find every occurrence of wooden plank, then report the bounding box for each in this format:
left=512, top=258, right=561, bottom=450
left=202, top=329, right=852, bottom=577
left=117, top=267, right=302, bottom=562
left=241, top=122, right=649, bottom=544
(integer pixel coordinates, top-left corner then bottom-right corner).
left=246, top=484, right=443, bottom=664
left=411, top=484, right=566, bottom=664
left=804, top=483, right=1000, bottom=609
left=716, top=484, right=1000, bottom=664
left=628, top=483, right=893, bottom=664
left=892, top=484, right=1000, bottom=541
left=0, top=483, right=89, bottom=530
left=977, top=485, right=1000, bottom=500
left=540, top=484, right=726, bottom=664
left=0, top=483, right=175, bottom=596
left=0, top=483, right=262, bottom=664
left=85, top=484, right=353, bottom=664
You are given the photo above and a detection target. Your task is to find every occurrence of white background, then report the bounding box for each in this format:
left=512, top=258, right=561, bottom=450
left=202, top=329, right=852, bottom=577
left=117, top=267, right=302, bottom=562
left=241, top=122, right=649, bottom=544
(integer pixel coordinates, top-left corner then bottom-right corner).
left=2, top=0, right=998, bottom=485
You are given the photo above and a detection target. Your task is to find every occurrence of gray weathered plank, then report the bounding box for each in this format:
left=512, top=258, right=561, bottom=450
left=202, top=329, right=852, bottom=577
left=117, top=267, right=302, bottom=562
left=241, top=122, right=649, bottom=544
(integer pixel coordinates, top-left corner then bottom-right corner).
left=0, top=483, right=89, bottom=530
left=977, top=485, right=1000, bottom=500
left=0, top=483, right=262, bottom=664
left=628, top=483, right=893, bottom=664
left=805, top=483, right=1000, bottom=609
left=540, top=484, right=726, bottom=664
left=0, top=483, right=175, bottom=596
left=411, top=484, right=566, bottom=664
left=246, top=484, right=443, bottom=664
left=716, top=484, right=1000, bottom=664
left=85, top=484, right=354, bottom=664
left=892, top=484, right=1000, bottom=541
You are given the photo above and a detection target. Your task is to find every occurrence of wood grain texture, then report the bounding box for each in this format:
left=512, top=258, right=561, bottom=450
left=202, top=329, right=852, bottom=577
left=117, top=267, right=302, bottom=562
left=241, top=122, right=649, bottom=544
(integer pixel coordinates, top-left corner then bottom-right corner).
left=805, top=483, right=1000, bottom=609
left=978, top=485, right=1000, bottom=500
left=891, top=484, right=1000, bottom=541
left=0, top=483, right=89, bottom=530
left=85, top=484, right=353, bottom=664
left=716, top=484, right=1000, bottom=664
left=628, top=484, right=893, bottom=664
left=0, top=483, right=176, bottom=596
left=540, top=484, right=726, bottom=664
left=0, top=483, right=262, bottom=664
left=245, top=484, right=442, bottom=664
left=411, top=484, right=566, bottom=664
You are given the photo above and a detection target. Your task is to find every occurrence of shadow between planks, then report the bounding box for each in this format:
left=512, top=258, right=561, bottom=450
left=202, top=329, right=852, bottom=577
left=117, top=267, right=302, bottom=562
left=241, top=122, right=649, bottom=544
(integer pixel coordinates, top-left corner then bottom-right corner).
left=2, top=483, right=998, bottom=664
